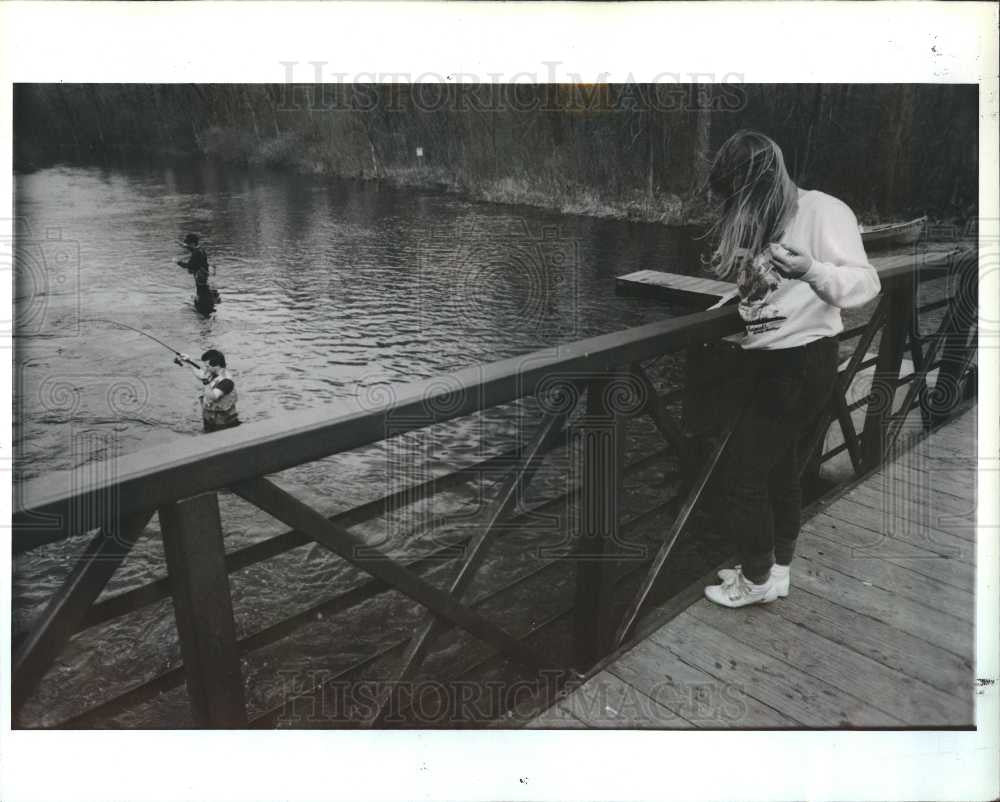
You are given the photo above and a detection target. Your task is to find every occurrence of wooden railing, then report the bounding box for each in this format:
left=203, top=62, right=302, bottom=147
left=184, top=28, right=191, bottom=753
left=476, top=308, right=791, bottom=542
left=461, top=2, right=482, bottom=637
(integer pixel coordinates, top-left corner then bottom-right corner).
left=11, top=245, right=978, bottom=728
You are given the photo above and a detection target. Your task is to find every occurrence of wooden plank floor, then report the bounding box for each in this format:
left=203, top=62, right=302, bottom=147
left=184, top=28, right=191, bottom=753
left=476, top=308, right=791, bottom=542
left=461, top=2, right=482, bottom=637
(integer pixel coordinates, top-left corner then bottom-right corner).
left=530, top=405, right=977, bottom=729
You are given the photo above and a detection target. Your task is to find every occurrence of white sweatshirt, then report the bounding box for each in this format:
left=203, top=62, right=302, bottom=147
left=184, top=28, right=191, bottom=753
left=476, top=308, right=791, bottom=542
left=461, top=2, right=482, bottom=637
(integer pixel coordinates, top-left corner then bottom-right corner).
left=736, top=189, right=881, bottom=350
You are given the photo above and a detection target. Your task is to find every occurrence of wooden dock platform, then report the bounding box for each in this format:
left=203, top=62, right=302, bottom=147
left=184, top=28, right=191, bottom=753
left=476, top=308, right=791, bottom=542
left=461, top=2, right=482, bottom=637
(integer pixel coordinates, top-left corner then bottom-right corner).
left=616, top=269, right=736, bottom=305
left=529, top=404, right=977, bottom=728
left=615, top=246, right=966, bottom=307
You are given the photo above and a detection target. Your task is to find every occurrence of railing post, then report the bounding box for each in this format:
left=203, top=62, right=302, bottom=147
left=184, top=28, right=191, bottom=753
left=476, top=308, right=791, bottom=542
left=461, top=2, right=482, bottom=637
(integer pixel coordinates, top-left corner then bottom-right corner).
left=928, top=251, right=978, bottom=426
left=573, top=374, right=626, bottom=668
left=160, top=492, right=247, bottom=728
left=862, top=276, right=914, bottom=468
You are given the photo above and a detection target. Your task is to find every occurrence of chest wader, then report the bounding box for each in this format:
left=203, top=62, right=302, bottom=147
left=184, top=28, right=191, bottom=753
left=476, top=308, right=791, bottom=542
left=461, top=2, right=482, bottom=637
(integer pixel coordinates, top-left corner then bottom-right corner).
left=202, top=372, right=239, bottom=432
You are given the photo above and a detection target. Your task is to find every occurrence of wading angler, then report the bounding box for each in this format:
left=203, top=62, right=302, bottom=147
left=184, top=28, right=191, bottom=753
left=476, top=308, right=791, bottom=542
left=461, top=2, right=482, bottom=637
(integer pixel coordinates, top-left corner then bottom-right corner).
left=174, top=348, right=240, bottom=432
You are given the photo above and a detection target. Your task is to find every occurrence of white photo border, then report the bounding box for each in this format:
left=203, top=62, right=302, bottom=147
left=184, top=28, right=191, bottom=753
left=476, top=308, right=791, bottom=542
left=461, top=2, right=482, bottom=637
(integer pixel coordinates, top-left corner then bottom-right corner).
left=1, top=3, right=997, bottom=801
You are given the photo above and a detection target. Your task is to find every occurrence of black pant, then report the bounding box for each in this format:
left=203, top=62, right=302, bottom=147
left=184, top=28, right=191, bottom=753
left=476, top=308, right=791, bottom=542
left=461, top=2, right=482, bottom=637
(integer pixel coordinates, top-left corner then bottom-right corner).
left=723, top=337, right=839, bottom=584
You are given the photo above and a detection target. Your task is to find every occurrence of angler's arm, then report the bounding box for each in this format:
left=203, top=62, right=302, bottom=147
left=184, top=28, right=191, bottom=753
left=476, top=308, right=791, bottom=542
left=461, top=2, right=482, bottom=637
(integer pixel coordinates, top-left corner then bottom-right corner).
left=174, top=353, right=209, bottom=380
left=207, top=379, right=235, bottom=400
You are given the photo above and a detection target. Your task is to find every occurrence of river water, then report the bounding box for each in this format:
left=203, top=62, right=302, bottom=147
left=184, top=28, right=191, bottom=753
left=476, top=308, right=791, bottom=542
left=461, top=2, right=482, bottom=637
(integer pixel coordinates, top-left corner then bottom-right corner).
left=13, top=160, right=713, bottom=727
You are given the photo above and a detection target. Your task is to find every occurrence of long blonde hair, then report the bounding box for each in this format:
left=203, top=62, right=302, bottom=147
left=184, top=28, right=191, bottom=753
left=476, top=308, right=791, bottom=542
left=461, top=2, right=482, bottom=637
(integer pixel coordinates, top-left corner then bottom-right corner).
left=705, top=130, right=799, bottom=281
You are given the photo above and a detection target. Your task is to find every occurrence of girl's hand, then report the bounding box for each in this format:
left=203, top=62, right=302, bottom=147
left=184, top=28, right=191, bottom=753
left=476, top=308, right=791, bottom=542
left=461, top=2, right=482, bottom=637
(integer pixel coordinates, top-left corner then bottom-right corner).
left=769, top=243, right=812, bottom=278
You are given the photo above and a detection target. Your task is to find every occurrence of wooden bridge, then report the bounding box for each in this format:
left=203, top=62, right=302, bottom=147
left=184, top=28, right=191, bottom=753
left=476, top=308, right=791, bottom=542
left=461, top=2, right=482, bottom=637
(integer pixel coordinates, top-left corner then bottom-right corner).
left=11, top=243, right=978, bottom=728
left=528, top=403, right=976, bottom=728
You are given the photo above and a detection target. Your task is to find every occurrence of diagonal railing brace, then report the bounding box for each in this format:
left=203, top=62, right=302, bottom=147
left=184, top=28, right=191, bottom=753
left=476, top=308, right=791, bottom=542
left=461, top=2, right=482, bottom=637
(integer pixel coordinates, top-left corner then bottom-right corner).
left=630, top=362, right=688, bottom=459
left=12, top=510, right=153, bottom=718
left=613, top=396, right=747, bottom=647
left=233, top=477, right=543, bottom=670
left=368, top=408, right=571, bottom=726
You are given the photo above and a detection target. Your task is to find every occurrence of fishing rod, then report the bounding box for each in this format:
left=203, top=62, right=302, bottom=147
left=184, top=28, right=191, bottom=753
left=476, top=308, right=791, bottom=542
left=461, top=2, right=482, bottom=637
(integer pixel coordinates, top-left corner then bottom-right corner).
left=84, top=318, right=201, bottom=368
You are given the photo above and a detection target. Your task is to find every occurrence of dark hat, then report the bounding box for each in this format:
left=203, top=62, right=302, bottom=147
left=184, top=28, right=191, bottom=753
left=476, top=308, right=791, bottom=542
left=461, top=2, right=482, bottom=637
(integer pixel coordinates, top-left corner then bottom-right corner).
left=183, top=233, right=199, bottom=246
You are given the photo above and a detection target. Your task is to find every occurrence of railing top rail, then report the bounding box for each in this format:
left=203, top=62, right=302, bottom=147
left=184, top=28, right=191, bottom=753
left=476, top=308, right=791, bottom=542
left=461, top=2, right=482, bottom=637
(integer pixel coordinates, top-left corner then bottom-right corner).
left=873, top=246, right=969, bottom=282
left=15, top=306, right=742, bottom=548
left=12, top=246, right=969, bottom=550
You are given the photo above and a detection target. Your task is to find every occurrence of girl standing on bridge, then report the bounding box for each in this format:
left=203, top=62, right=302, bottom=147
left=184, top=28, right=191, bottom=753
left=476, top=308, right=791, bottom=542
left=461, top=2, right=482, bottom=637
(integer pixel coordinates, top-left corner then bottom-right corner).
left=702, top=130, right=881, bottom=608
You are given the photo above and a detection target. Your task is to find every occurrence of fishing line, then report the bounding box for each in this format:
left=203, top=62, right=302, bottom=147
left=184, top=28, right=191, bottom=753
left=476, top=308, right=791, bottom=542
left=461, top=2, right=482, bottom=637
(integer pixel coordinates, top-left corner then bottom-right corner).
left=83, top=318, right=196, bottom=363
left=59, top=319, right=204, bottom=431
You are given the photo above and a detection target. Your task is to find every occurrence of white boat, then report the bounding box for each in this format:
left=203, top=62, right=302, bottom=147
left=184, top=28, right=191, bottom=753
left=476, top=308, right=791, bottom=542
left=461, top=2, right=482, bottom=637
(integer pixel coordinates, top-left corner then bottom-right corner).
left=859, top=216, right=927, bottom=249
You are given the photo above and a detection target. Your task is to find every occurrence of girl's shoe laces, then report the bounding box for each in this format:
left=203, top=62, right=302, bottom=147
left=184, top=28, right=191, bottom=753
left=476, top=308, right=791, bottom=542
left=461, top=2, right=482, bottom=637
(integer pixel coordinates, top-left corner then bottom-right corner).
left=726, top=572, right=755, bottom=602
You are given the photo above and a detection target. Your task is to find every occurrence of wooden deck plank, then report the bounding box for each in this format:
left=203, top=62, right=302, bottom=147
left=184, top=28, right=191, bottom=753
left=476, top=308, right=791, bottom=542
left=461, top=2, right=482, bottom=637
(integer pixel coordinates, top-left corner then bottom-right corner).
left=789, top=555, right=974, bottom=661
left=764, top=587, right=973, bottom=701
left=685, top=599, right=970, bottom=726
left=608, top=637, right=796, bottom=728
left=870, top=465, right=975, bottom=503
left=820, top=499, right=975, bottom=561
left=861, top=453, right=976, bottom=494
left=921, top=443, right=978, bottom=462
left=893, top=446, right=978, bottom=469
left=884, top=419, right=976, bottom=454
left=888, top=457, right=979, bottom=474
left=528, top=704, right=588, bottom=729
left=913, top=425, right=977, bottom=454
left=806, top=508, right=970, bottom=562
left=857, top=466, right=975, bottom=508
left=887, top=424, right=977, bottom=455
left=794, top=536, right=974, bottom=623
left=920, top=412, right=976, bottom=438
left=918, top=434, right=978, bottom=457
left=842, top=483, right=976, bottom=543
left=651, top=612, right=905, bottom=727
left=552, top=670, right=689, bottom=728
left=849, top=454, right=975, bottom=496
left=893, top=439, right=977, bottom=464
left=803, top=515, right=975, bottom=591
left=883, top=455, right=979, bottom=480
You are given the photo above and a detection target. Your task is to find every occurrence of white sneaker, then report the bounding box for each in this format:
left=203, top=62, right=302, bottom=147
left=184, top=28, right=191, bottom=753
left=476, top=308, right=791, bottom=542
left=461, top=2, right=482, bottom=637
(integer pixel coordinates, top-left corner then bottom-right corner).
left=705, top=569, right=780, bottom=608
left=717, top=564, right=790, bottom=597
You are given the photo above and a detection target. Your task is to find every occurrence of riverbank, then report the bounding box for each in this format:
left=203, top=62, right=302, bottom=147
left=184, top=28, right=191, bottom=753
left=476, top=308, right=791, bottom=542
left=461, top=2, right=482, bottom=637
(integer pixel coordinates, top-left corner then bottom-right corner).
left=15, top=84, right=978, bottom=228
left=20, top=141, right=974, bottom=232
left=16, top=140, right=705, bottom=227
left=17, top=141, right=976, bottom=232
